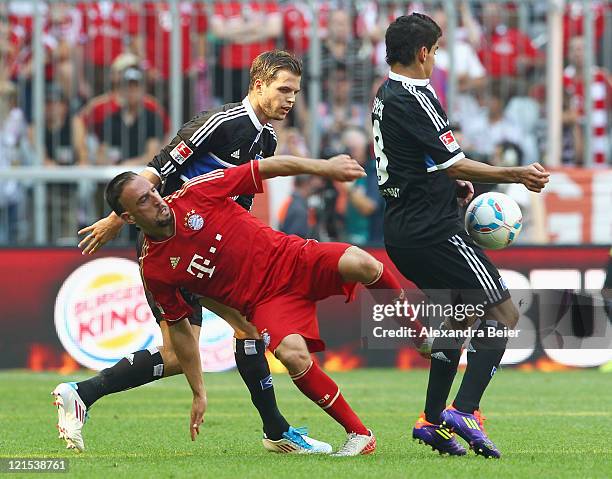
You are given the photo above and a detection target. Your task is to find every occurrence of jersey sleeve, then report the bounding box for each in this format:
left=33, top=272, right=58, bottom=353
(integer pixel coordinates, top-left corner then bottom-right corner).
left=146, top=111, right=229, bottom=179
left=143, top=275, right=193, bottom=324
left=403, top=92, right=465, bottom=172
left=177, top=161, right=263, bottom=202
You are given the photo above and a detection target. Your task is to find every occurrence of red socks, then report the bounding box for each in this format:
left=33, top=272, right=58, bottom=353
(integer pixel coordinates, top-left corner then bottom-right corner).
left=364, top=263, right=403, bottom=302
left=291, top=361, right=368, bottom=435
left=365, top=264, right=425, bottom=344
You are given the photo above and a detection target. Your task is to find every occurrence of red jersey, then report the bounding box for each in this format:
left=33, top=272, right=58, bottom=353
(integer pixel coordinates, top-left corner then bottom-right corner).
left=140, top=161, right=309, bottom=322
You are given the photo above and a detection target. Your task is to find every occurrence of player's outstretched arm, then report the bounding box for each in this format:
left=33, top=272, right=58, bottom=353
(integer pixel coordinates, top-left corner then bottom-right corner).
left=78, top=169, right=162, bottom=254
left=446, top=158, right=550, bottom=193
left=258, top=154, right=366, bottom=181
left=168, top=318, right=207, bottom=441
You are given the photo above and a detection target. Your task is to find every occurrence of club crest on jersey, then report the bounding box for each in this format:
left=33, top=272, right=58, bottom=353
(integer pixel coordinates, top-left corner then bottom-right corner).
left=170, top=140, right=193, bottom=164
left=439, top=130, right=460, bottom=152
left=184, top=209, right=204, bottom=231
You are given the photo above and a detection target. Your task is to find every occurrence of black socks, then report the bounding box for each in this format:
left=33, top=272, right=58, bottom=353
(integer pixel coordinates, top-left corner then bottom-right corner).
left=234, top=338, right=290, bottom=440
left=424, top=335, right=462, bottom=424
left=76, top=347, right=165, bottom=408
left=454, top=321, right=508, bottom=414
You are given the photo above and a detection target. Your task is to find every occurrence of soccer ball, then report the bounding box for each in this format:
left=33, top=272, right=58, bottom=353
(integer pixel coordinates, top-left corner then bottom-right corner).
left=465, top=192, right=523, bottom=250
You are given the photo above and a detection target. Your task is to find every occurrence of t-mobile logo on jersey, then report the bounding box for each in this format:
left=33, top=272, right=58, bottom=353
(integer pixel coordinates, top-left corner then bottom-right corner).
left=186, top=234, right=222, bottom=279
left=187, top=254, right=215, bottom=279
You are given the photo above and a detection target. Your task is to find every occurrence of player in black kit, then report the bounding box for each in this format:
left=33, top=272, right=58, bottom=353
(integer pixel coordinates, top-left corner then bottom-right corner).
left=373, top=15, right=550, bottom=458
left=53, top=51, right=331, bottom=454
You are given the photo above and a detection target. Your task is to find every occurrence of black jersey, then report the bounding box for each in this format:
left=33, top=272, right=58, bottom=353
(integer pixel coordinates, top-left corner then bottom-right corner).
left=146, top=97, right=277, bottom=209
left=372, top=71, right=466, bottom=248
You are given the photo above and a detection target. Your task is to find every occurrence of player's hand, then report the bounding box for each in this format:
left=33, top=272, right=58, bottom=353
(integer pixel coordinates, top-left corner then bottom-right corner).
left=190, top=393, right=207, bottom=441
left=326, top=154, right=366, bottom=181
left=456, top=180, right=474, bottom=207
left=518, top=163, right=550, bottom=193
left=78, top=214, right=124, bottom=255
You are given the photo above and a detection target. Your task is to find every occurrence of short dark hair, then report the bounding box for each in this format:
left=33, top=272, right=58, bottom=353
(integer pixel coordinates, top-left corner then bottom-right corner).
left=385, top=13, right=442, bottom=67
left=105, top=171, right=139, bottom=216
left=249, top=50, right=302, bottom=91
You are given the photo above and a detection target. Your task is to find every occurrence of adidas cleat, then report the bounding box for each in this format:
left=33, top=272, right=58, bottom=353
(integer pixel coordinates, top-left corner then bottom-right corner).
left=331, top=429, right=376, bottom=457
left=441, top=406, right=501, bottom=458
left=262, top=426, right=332, bottom=454
left=51, top=383, right=88, bottom=452
left=412, top=413, right=466, bottom=456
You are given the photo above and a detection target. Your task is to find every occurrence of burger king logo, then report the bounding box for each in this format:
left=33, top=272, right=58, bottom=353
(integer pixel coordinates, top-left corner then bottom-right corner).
left=55, top=257, right=236, bottom=372
left=54, top=258, right=160, bottom=371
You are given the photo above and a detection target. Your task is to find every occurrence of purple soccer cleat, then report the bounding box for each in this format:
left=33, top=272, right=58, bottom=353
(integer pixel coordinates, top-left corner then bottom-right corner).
left=412, top=413, right=467, bottom=456
left=441, top=406, right=501, bottom=459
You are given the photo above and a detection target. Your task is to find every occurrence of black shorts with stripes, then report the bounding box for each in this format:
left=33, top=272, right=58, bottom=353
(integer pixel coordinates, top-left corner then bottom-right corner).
left=387, top=230, right=511, bottom=309
left=136, top=231, right=203, bottom=327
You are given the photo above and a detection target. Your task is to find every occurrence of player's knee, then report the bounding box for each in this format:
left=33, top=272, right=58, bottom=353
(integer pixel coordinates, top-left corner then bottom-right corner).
left=340, top=246, right=381, bottom=283
left=275, top=345, right=311, bottom=374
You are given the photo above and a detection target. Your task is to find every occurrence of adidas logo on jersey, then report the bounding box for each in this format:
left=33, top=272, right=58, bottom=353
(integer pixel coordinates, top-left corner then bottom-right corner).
left=170, top=257, right=180, bottom=269
left=231, top=149, right=240, bottom=159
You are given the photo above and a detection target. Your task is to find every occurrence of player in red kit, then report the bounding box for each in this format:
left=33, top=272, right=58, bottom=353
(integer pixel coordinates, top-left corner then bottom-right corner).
left=105, top=154, right=416, bottom=456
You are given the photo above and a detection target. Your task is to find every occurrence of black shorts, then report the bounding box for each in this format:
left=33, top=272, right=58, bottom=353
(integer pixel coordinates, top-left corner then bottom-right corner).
left=136, top=231, right=203, bottom=327
left=387, top=230, right=511, bottom=309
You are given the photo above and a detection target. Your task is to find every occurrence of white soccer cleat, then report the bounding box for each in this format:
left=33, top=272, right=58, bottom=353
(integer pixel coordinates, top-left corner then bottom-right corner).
left=332, top=429, right=376, bottom=457
left=51, top=383, right=87, bottom=452
left=262, top=426, right=332, bottom=454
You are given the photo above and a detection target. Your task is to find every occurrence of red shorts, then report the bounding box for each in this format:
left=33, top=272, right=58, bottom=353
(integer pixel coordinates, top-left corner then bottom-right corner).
left=249, top=241, right=358, bottom=353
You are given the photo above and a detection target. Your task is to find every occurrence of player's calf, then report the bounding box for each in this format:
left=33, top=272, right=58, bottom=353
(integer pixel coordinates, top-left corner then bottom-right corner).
left=275, top=335, right=373, bottom=452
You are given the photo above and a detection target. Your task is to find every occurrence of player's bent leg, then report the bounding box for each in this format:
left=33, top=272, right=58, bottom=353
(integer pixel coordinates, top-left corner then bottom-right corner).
left=338, top=246, right=427, bottom=352
left=337, top=246, right=381, bottom=284
left=199, top=298, right=322, bottom=453
left=51, top=317, right=198, bottom=452
left=276, top=334, right=375, bottom=456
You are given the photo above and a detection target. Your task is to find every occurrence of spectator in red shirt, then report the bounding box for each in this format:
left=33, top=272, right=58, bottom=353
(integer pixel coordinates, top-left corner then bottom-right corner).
left=96, top=67, right=164, bottom=167
left=137, top=2, right=209, bottom=121
left=210, top=0, right=282, bottom=103
left=563, top=36, right=612, bottom=165
left=0, top=8, right=25, bottom=83
left=476, top=3, right=544, bottom=84
left=78, top=53, right=169, bottom=142
left=281, top=2, right=331, bottom=56
left=78, top=1, right=140, bottom=95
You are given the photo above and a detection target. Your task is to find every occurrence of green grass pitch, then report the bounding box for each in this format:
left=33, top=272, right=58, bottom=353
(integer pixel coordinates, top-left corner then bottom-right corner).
left=1, top=369, right=611, bottom=478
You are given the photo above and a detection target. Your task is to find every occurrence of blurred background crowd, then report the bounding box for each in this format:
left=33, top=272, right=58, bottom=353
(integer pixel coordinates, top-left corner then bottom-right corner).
left=1, top=0, right=611, bottom=246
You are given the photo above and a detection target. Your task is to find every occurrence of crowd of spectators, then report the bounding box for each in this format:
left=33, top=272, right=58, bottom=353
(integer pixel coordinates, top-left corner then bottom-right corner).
left=0, top=1, right=611, bottom=245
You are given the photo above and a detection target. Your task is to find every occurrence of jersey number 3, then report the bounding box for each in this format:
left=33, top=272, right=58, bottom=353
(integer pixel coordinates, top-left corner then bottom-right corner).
left=373, top=119, right=389, bottom=186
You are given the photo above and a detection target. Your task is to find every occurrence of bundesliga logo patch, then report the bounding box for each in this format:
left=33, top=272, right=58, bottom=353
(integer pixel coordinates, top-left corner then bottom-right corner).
left=184, top=209, right=204, bottom=231
left=439, top=130, right=460, bottom=152
left=170, top=140, right=193, bottom=164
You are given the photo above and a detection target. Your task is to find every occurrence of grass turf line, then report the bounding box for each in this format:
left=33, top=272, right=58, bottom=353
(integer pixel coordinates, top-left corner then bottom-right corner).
left=0, top=369, right=611, bottom=478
